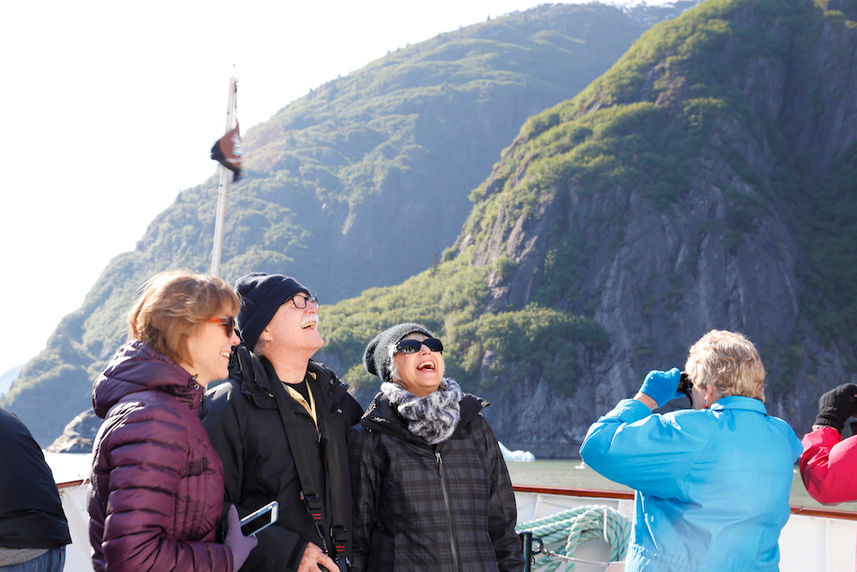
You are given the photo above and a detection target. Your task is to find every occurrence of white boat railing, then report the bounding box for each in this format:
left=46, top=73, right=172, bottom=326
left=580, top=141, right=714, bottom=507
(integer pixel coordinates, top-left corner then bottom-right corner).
left=57, top=480, right=857, bottom=572
left=514, top=485, right=857, bottom=572
left=57, top=479, right=93, bottom=572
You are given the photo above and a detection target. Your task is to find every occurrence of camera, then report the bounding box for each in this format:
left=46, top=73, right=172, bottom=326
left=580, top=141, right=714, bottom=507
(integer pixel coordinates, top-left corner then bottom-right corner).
left=678, top=372, right=692, bottom=393
left=677, top=372, right=693, bottom=407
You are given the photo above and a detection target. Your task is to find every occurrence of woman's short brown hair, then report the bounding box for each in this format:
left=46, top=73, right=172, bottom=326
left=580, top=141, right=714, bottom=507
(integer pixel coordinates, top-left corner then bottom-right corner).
left=685, top=329, right=766, bottom=403
left=128, top=270, right=239, bottom=366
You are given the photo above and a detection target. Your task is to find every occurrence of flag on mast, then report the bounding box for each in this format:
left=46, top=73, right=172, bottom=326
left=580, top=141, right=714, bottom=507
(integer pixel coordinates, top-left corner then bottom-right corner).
left=211, top=122, right=243, bottom=181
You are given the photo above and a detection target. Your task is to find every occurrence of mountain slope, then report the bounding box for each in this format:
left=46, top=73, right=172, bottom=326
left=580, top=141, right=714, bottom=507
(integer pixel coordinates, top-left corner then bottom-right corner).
left=4, top=2, right=697, bottom=445
left=0, top=364, right=23, bottom=396
left=318, top=0, right=857, bottom=456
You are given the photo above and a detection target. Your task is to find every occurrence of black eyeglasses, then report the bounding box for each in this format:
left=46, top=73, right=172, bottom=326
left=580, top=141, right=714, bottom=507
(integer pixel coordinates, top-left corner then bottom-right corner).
left=395, top=337, right=444, bottom=354
left=206, top=316, right=236, bottom=336
left=289, top=294, right=319, bottom=309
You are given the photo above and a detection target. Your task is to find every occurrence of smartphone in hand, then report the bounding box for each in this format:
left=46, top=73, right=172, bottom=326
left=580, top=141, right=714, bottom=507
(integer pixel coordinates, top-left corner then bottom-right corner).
left=240, top=501, right=279, bottom=536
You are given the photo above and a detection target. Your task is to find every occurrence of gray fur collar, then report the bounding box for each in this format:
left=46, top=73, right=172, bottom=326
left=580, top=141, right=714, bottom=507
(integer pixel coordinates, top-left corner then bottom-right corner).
left=380, top=378, right=463, bottom=445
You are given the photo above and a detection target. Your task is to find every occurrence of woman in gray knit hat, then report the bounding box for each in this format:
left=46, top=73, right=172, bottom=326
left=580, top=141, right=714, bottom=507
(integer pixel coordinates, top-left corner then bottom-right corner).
left=349, top=322, right=524, bottom=572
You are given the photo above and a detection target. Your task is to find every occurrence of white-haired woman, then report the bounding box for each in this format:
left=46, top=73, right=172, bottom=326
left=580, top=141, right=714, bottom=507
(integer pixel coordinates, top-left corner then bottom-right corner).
left=580, top=330, right=801, bottom=571
left=350, top=322, right=524, bottom=572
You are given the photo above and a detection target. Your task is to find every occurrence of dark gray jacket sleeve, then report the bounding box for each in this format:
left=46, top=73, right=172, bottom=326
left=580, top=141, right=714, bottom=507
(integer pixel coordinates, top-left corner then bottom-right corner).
left=348, top=426, right=378, bottom=572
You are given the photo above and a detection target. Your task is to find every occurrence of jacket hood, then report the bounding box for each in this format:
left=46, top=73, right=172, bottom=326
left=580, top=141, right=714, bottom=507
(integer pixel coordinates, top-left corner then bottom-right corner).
left=228, top=344, right=279, bottom=405
left=228, top=343, right=351, bottom=412
left=92, top=339, right=201, bottom=418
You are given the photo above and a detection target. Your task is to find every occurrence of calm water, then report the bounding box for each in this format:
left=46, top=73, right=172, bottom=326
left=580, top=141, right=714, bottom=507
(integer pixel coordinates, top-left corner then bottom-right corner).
left=506, top=458, right=857, bottom=512
left=47, top=452, right=857, bottom=512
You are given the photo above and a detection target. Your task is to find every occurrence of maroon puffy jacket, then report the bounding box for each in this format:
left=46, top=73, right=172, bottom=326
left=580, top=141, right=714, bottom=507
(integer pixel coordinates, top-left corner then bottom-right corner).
left=88, top=340, right=233, bottom=572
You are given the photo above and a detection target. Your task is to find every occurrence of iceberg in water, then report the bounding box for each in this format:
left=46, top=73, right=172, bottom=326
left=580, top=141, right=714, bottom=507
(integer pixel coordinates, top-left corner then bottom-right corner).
left=499, top=442, right=535, bottom=462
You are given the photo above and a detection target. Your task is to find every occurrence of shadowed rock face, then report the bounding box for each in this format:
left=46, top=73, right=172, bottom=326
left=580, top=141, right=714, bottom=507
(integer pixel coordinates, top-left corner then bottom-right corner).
left=455, top=0, right=857, bottom=455
left=826, top=0, right=857, bottom=20
left=48, top=409, right=101, bottom=454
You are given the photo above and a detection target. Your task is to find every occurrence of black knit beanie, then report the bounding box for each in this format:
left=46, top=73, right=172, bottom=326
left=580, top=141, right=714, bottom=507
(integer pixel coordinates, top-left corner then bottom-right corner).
left=363, top=322, right=434, bottom=383
left=234, top=272, right=310, bottom=349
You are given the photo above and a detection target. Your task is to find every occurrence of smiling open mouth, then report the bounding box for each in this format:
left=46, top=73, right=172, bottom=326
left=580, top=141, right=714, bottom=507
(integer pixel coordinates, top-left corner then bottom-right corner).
left=417, top=361, right=435, bottom=371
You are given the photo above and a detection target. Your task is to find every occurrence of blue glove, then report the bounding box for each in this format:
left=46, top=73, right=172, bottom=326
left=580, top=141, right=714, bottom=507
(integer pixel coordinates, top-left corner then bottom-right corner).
left=639, top=368, right=683, bottom=408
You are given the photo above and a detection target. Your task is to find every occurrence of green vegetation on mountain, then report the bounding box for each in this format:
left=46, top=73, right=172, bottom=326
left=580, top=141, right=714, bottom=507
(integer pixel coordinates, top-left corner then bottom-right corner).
left=5, top=2, right=697, bottom=446
left=320, top=251, right=608, bottom=397
left=320, top=0, right=857, bottom=454
left=12, top=0, right=857, bottom=457
left=227, top=2, right=674, bottom=302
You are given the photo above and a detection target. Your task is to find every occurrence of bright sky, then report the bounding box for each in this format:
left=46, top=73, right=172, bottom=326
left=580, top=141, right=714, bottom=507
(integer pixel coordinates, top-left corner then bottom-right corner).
left=0, top=0, right=674, bottom=378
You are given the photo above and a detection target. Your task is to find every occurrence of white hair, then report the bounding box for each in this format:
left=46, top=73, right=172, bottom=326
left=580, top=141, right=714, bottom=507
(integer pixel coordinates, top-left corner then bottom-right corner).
left=388, top=343, right=401, bottom=382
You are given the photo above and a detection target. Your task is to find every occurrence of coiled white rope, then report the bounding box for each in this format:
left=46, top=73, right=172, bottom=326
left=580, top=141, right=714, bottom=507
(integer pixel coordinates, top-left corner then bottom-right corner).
left=517, top=505, right=630, bottom=571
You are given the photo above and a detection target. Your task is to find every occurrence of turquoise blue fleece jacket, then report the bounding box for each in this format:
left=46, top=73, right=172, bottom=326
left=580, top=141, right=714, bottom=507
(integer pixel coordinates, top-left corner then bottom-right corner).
left=579, top=396, right=801, bottom=571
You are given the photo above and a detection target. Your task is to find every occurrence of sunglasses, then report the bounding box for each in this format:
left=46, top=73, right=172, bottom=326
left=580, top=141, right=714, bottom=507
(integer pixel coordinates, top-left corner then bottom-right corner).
left=206, top=316, right=236, bottom=336
left=395, top=337, right=444, bottom=354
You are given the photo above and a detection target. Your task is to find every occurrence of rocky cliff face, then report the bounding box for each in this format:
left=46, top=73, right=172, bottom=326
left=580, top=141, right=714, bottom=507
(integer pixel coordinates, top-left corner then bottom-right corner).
left=48, top=409, right=100, bottom=454
left=457, top=0, right=857, bottom=456
left=53, top=1, right=857, bottom=460
left=7, top=2, right=699, bottom=447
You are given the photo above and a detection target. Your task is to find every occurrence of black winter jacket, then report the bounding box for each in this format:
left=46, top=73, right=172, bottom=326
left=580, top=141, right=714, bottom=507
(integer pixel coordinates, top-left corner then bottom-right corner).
left=202, top=345, right=363, bottom=571
left=0, top=407, right=71, bottom=550
left=350, top=390, right=524, bottom=572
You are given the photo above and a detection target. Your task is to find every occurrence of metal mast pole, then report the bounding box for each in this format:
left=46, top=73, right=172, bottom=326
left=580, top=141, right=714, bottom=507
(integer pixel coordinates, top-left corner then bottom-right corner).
left=210, top=76, right=238, bottom=277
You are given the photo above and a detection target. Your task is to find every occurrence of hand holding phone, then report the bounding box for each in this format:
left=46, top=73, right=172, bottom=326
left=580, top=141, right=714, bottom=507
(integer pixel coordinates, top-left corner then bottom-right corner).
left=224, top=505, right=257, bottom=570
left=240, top=501, right=279, bottom=536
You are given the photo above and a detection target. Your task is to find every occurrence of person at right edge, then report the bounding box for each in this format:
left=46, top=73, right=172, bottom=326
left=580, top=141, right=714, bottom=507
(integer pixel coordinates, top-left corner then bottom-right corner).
left=799, top=382, right=857, bottom=566
left=579, top=329, right=802, bottom=571
left=203, top=272, right=363, bottom=572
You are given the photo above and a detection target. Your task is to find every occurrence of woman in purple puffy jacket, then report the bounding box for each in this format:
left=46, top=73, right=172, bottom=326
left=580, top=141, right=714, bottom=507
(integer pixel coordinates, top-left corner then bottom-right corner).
left=88, top=271, right=257, bottom=571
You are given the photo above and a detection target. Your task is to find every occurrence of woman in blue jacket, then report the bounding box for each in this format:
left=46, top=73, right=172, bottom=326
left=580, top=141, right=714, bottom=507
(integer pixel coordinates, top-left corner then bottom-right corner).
left=579, top=330, right=801, bottom=571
